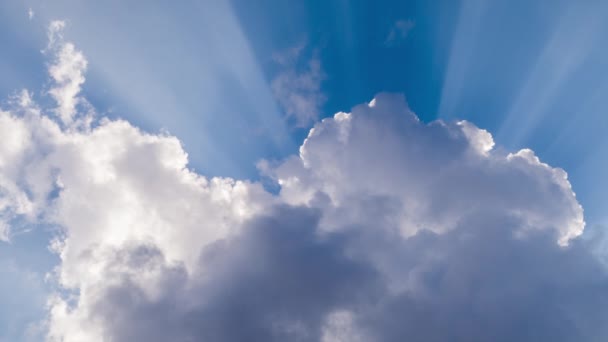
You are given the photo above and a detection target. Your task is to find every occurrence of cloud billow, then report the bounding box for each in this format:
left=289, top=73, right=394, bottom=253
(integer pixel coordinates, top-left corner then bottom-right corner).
left=0, top=22, right=606, bottom=342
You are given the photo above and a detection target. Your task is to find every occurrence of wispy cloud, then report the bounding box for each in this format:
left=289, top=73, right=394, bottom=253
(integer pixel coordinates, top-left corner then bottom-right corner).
left=271, top=43, right=326, bottom=127
left=385, top=19, right=415, bottom=46
left=45, top=21, right=89, bottom=126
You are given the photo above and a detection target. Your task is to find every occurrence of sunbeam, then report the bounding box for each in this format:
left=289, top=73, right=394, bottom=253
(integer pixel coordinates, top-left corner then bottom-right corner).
left=496, top=2, right=606, bottom=147
left=2, top=1, right=608, bottom=341
left=438, top=0, right=487, bottom=119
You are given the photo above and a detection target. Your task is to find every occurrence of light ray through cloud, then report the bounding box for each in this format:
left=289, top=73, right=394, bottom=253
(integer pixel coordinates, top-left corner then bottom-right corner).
left=438, top=0, right=487, bottom=119
left=2, top=1, right=608, bottom=341
left=496, top=2, right=606, bottom=147
left=21, top=0, right=295, bottom=179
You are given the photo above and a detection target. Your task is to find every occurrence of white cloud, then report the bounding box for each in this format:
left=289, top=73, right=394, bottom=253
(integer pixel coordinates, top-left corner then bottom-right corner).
left=321, top=310, right=367, bottom=342
left=28, top=8, right=34, bottom=20
left=0, top=21, right=606, bottom=342
left=0, top=92, right=39, bottom=242
left=0, top=92, right=274, bottom=340
left=271, top=43, right=326, bottom=127
left=45, top=21, right=88, bottom=126
left=271, top=94, right=583, bottom=246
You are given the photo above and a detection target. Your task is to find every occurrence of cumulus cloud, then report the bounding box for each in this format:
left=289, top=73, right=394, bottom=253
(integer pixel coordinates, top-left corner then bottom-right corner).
left=271, top=43, right=326, bottom=127
left=271, top=94, right=584, bottom=246
left=1, top=21, right=607, bottom=342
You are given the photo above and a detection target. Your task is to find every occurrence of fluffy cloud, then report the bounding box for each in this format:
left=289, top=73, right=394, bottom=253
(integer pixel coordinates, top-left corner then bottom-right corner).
left=270, top=94, right=584, bottom=246
left=1, top=22, right=607, bottom=342
left=1, top=90, right=273, bottom=340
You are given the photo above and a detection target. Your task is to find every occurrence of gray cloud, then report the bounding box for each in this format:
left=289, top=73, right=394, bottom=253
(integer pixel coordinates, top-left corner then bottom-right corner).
left=350, top=218, right=608, bottom=341
left=79, top=206, right=379, bottom=342
left=51, top=204, right=608, bottom=342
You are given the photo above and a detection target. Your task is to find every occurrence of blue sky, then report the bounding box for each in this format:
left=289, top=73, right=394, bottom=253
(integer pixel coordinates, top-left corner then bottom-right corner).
left=1, top=0, right=608, bottom=341
left=2, top=0, right=606, bottom=222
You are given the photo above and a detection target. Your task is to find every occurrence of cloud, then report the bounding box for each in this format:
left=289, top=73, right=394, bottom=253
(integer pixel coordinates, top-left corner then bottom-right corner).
left=271, top=94, right=584, bottom=246
left=1, top=21, right=607, bottom=342
left=0, top=90, right=273, bottom=340
left=0, top=91, right=39, bottom=242
left=45, top=21, right=89, bottom=125
left=385, top=19, right=415, bottom=46
left=47, top=206, right=377, bottom=341
left=271, top=43, right=326, bottom=127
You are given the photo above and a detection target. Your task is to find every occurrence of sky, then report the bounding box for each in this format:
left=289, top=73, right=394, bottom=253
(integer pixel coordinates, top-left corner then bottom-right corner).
left=1, top=0, right=608, bottom=341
